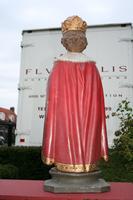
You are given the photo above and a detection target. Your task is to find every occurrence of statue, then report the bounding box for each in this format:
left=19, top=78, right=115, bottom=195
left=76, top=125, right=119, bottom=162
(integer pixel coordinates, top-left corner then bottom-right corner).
left=42, top=16, right=110, bottom=193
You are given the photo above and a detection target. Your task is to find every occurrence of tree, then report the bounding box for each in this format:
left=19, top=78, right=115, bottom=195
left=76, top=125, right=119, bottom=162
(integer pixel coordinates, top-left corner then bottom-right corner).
left=112, top=100, right=133, bottom=162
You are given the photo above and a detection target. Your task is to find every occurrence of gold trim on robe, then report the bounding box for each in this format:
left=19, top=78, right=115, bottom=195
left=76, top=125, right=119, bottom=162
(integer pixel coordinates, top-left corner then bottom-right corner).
left=103, top=155, right=108, bottom=161
left=42, top=155, right=108, bottom=173
left=42, top=155, right=98, bottom=173
left=42, top=155, right=54, bottom=165
left=55, top=162, right=98, bottom=173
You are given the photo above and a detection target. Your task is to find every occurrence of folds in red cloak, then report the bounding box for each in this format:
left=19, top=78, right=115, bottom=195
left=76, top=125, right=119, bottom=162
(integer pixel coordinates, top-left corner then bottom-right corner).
left=42, top=60, right=108, bottom=172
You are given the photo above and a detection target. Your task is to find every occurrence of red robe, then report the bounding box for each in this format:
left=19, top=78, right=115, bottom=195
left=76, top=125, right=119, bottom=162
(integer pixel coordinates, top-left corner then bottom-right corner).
left=42, top=59, right=108, bottom=173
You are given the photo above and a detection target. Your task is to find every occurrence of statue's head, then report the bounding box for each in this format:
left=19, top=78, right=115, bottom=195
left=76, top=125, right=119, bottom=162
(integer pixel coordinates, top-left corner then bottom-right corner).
left=61, top=16, right=88, bottom=52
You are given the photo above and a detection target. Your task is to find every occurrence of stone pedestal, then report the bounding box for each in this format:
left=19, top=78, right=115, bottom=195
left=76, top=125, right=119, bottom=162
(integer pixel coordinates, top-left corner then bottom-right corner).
left=44, top=167, right=110, bottom=193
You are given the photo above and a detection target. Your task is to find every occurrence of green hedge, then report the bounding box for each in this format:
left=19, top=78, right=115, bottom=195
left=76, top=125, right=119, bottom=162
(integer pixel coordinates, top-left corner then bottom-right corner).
left=0, top=146, right=132, bottom=181
left=0, top=164, right=19, bottom=178
left=0, top=146, right=51, bottom=180
left=99, top=150, right=133, bottom=182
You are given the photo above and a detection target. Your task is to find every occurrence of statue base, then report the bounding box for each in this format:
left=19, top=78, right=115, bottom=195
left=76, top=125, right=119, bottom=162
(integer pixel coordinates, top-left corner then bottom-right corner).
left=44, top=167, right=110, bottom=193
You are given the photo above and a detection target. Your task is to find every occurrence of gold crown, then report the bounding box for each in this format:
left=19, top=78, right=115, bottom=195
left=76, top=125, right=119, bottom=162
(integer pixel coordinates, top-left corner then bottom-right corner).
left=61, top=16, right=87, bottom=33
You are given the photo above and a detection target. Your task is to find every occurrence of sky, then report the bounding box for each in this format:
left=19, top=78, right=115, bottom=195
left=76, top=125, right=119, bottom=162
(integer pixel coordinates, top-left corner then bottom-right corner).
left=0, top=0, right=133, bottom=113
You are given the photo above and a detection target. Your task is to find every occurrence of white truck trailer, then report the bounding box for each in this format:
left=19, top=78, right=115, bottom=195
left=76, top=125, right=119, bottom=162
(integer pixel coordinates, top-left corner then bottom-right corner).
left=15, top=23, right=133, bottom=146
